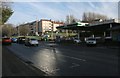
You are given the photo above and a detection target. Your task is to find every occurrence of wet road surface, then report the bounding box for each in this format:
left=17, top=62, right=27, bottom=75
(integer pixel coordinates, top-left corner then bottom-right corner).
left=5, top=42, right=119, bottom=76
left=2, top=46, right=46, bottom=76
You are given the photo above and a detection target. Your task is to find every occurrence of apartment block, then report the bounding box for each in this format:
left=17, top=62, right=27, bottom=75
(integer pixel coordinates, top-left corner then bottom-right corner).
left=18, top=19, right=64, bottom=36
left=38, top=19, right=64, bottom=35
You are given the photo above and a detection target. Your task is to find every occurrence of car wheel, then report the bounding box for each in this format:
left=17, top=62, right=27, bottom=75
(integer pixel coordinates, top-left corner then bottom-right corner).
left=25, top=44, right=27, bottom=46
left=9, top=43, right=12, bottom=45
left=94, top=44, right=97, bottom=46
left=28, top=43, right=31, bottom=46
left=86, top=44, right=90, bottom=46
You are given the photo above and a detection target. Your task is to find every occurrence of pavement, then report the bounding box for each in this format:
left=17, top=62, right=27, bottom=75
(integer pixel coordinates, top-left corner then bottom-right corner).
left=0, top=44, right=2, bottom=78
left=2, top=45, right=46, bottom=77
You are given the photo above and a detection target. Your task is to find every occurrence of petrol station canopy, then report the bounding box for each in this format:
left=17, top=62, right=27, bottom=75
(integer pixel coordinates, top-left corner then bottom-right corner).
left=56, top=19, right=120, bottom=32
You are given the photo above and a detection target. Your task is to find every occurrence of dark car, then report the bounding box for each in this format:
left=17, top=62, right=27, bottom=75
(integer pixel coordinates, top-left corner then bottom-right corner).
left=2, top=38, right=12, bottom=45
left=11, top=38, right=18, bottom=43
left=17, top=37, right=26, bottom=44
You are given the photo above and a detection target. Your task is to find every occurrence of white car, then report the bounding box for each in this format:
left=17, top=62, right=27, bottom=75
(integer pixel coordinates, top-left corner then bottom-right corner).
left=73, top=38, right=81, bottom=43
left=25, top=38, right=39, bottom=46
left=86, top=38, right=97, bottom=46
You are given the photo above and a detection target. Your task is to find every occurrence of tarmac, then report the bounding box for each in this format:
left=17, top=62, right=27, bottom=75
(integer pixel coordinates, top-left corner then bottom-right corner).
left=2, top=46, right=46, bottom=77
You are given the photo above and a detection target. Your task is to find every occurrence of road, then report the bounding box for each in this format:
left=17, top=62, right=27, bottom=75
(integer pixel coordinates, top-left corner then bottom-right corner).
left=2, top=45, right=46, bottom=76
left=5, top=42, right=119, bottom=76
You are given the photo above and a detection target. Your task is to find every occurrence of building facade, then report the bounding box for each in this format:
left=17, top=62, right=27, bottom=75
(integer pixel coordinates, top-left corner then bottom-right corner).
left=19, top=19, right=64, bottom=36
left=29, top=21, right=38, bottom=36
left=38, top=19, right=64, bottom=35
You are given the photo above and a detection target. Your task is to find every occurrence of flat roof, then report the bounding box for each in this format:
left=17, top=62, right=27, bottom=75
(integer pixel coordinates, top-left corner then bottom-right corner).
left=57, top=22, right=120, bottom=31
left=57, top=22, right=89, bottom=30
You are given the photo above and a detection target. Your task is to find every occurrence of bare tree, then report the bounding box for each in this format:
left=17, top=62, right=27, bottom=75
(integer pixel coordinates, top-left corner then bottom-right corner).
left=2, top=24, right=16, bottom=37
left=65, top=14, right=78, bottom=24
left=82, top=12, right=108, bottom=23
left=82, top=12, right=88, bottom=22
left=19, top=25, right=31, bottom=36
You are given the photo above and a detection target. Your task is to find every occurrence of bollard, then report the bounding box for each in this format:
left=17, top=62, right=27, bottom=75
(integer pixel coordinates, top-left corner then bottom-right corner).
left=50, top=45, right=56, bottom=53
left=53, top=48, right=56, bottom=53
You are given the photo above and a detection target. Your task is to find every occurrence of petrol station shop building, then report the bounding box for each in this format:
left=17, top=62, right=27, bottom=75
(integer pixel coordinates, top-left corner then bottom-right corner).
left=56, top=19, right=120, bottom=43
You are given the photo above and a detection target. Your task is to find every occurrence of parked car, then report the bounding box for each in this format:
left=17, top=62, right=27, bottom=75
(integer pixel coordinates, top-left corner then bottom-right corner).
left=17, top=37, right=26, bottom=44
left=73, top=38, right=81, bottom=43
left=86, top=38, right=97, bottom=46
left=104, top=37, right=112, bottom=42
left=25, top=38, right=39, bottom=46
left=11, top=38, right=18, bottom=43
left=2, top=38, right=12, bottom=45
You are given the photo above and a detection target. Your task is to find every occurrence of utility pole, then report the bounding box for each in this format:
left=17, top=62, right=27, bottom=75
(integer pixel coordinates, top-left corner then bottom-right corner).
left=65, top=24, right=68, bottom=37
left=110, top=24, right=112, bottom=37
left=36, top=16, right=38, bottom=36
left=51, top=21, right=54, bottom=41
left=36, top=17, right=38, bottom=34
left=17, top=25, right=19, bottom=36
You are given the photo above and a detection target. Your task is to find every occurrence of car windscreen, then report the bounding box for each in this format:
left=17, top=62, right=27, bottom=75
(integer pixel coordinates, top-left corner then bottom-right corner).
left=3, top=38, right=10, bottom=39
left=19, top=37, right=25, bottom=40
left=88, top=39, right=96, bottom=40
left=12, top=38, right=17, bottom=39
left=30, top=39, right=37, bottom=40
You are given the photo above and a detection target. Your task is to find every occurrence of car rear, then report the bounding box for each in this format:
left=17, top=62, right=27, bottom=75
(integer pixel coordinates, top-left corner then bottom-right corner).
left=17, top=37, right=26, bottom=44
left=73, top=38, right=81, bottom=43
left=29, top=39, right=39, bottom=46
left=2, top=38, right=12, bottom=45
left=86, top=38, right=97, bottom=46
left=11, top=38, right=18, bottom=43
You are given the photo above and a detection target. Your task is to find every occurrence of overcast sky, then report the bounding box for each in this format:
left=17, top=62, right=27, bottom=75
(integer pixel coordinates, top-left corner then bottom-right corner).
left=6, top=0, right=119, bottom=26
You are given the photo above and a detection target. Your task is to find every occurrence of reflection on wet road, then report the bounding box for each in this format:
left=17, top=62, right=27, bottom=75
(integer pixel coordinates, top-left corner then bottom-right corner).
left=6, top=42, right=118, bottom=76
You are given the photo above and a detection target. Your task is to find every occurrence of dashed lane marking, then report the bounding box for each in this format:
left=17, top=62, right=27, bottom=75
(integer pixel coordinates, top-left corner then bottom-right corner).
left=70, top=63, right=80, bottom=68
left=24, top=46, right=30, bottom=48
left=59, top=54, right=86, bottom=62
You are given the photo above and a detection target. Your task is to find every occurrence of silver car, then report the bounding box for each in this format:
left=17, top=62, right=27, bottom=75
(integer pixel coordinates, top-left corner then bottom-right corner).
left=25, top=38, right=39, bottom=46
left=86, top=38, right=97, bottom=46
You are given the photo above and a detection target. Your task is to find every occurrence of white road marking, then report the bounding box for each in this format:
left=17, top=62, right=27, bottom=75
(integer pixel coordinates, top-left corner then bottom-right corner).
left=59, top=54, right=86, bottom=62
left=51, top=68, right=60, bottom=72
left=96, top=47, right=105, bottom=49
left=70, top=63, right=80, bottom=68
left=24, top=46, right=30, bottom=48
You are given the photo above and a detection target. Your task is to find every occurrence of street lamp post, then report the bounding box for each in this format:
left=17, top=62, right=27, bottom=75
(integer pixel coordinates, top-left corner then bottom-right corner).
left=110, top=24, right=112, bottom=37
left=17, top=26, right=19, bottom=36
left=51, top=21, right=54, bottom=41
left=35, top=16, right=39, bottom=36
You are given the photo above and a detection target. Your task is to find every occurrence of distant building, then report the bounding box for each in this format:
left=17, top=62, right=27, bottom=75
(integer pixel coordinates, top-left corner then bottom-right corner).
left=29, top=21, right=38, bottom=35
left=38, top=19, right=64, bottom=35
left=18, top=19, right=64, bottom=36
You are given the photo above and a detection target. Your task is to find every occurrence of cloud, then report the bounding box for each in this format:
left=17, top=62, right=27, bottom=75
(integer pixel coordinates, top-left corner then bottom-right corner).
left=28, top=2, right=67, bottom=20
left=7, top=11, right=35, bottom=25
left=94, top=2, right=118, bottom=18
left=5, top=0, right=120, bottom=2
left=7, top=2, right=68, bottom=25
left=59, top=2, right=118, bottom=19
left=6, top=2, right=118, bottom=25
